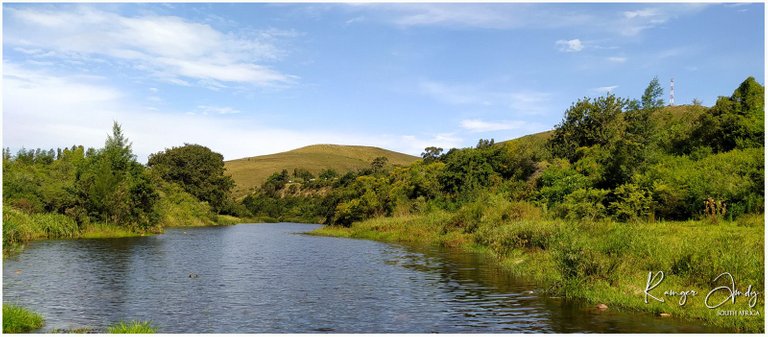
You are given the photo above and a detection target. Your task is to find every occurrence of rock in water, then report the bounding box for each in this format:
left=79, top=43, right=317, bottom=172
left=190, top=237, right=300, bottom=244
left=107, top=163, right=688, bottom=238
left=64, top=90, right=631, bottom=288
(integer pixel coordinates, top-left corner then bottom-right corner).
left=596, top=303, right=608, bottom=311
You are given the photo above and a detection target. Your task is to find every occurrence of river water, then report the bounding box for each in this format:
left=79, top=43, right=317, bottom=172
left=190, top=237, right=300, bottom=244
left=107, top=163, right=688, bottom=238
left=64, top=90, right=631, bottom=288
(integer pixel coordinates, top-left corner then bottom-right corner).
left=2, top=223, right=728, bottom=333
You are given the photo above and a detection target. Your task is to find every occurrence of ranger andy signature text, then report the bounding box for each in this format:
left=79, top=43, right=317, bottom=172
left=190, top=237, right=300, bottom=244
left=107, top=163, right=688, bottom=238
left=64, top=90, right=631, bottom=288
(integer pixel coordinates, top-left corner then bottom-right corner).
left=644, top=271, right=760, bottom=308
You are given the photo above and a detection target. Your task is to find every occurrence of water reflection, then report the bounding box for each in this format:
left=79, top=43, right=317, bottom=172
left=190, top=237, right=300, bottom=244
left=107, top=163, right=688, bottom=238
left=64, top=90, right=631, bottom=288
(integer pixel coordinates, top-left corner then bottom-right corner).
left=3, top=223, right=729, bottom=333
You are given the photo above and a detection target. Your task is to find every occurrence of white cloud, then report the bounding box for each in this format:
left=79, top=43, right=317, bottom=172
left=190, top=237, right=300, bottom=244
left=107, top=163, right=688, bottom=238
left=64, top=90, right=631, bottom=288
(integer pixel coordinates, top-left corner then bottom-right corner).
left=2, top=63, right=450, bottom=161
left=5, top=7, right=295, bottom=88
left=419, top=80, right=553, bottom=115
left=397, top=133, right=463, bottom=154
left=194, top=105, right=241, bottom=115
left=592, top=85, right=619, bottom=93
left=460, top=119, right=527, bottom=133
left=556, top=39, right=584, bottom=52
left=618, top=4, right=710, bottom=36
left=607, top=56, right=627, bottom=63
left=344, top=3, right=593, bottom=30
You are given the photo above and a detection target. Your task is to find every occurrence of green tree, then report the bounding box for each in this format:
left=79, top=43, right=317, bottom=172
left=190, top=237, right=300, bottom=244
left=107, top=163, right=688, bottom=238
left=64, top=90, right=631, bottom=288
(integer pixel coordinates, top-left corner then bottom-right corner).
left=641, top=76, right=665, bottom=110
left=547, top=94, right=630, bottom=163
left=371, top=156, right=389, bottom=174
left=76, top=122, right=158, bottom=230
left=421, top=146, right=443, bottom=163
left=690, top=77, right=764, bottom=153
left=147, top=143, right=234, bottom=213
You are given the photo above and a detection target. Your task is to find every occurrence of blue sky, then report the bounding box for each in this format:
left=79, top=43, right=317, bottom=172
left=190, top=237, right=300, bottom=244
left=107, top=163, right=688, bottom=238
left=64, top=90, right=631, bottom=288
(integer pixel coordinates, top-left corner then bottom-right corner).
left=3, top=3, right=764, bottom=162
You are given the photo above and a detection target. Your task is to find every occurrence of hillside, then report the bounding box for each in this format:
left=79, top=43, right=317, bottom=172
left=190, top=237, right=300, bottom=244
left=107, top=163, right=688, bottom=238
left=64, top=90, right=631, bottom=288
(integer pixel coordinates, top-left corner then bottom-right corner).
left=225, top=105, right=706, bottom=198
left=225, top=144, right=419, bottom=197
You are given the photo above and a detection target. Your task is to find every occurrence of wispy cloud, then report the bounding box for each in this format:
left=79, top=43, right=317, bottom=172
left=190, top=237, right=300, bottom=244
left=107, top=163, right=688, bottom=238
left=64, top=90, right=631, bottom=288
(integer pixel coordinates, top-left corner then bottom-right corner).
left=592, top=85, right=619, bottom=93
left=398, top=133, right=462, bottom=153
left=3, top=63, right=451, bottom=160
left=344, top=3, right=593, bottom=30
left=556, top=39, right=584, bottom=52
left=5, top=6, right=296, bottom=88
left=193, top=105, right=241, bottom=115
left=618, top=4, right=710, bottom=36
left=607, top=56, right=627, bottom=63
left=460, top=119, right=528, bottom=133
left=343, top=3, right=706, bottom=39
left=419, top=80, right=553, bottom=115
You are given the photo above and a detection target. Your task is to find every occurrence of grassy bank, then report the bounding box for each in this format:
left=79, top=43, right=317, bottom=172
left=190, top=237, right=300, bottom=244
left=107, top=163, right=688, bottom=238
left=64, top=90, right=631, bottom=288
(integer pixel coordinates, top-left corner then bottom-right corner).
left=3, top=304, right=44, bottom=333
left=2, top=206, right=245, bottom=256
left=311, top=209, right=764, bottom=332
left=107, top=320, right=156, bottom=333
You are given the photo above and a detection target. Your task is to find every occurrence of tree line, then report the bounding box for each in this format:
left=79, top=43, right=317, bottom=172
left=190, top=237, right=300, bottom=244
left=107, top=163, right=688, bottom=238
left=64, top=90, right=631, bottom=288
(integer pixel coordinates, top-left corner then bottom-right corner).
left=3, top=76, right=763, bottom=234
left=3, top=123, right=244, bottom=235
left=242, top=76, right=764, bottom=226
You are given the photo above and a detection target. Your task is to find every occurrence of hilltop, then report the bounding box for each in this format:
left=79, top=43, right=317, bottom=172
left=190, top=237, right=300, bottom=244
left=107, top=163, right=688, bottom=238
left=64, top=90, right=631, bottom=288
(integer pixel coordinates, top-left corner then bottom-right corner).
left=225, top=144, right=419, bottom=197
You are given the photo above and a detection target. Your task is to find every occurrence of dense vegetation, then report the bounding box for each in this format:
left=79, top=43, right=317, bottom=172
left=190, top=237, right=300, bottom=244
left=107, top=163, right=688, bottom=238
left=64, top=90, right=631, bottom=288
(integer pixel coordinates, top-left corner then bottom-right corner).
left=243, top=77, right=764, bottom=227
left=259, top=76, right=763, bottom=331
left=2, top=123, right=241, bottom=254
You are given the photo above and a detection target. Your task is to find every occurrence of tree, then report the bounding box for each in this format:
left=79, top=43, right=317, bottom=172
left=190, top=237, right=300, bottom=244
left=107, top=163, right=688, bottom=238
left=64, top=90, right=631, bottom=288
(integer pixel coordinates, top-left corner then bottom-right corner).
left=476, top=138, right=495, bottom=149
left=75, top=122, right=158, bottom=230
left=641, top=76, right=665, bottom=110
left=421, top=146, right=443, bottom=163
left=147, top=144, right=234, bottom=213
left=690, top=77, right=764, bottom=153
left=371, top=156, right=389, bottom=174
left=547, top=94, right=630, bottom=163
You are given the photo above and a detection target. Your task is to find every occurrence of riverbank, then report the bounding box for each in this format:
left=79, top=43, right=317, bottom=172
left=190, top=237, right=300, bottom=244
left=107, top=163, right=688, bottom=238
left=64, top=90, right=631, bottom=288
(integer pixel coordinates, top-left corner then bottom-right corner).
left=310, top=211, right=764, bottom=333
left=3, top=304, right=44, bottom=333
left=2, top=206, right=245, bottom=257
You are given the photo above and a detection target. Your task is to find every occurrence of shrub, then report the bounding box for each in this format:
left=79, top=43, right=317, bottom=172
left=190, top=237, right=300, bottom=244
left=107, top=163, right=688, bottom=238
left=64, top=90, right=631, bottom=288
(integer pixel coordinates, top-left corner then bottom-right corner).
left=610, top=183, right=653, bottom=222
left=556, top=188, right=609, bottom=221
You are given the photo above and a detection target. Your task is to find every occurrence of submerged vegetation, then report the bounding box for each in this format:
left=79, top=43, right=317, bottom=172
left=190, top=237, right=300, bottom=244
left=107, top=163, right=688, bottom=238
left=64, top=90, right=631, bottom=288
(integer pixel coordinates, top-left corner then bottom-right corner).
left=3, top=304, right=44, bottom=333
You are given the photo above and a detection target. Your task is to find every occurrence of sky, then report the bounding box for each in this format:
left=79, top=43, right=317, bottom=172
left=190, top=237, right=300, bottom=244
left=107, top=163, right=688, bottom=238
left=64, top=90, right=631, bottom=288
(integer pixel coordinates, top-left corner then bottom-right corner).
left=2, top=2, right=765, bottom=162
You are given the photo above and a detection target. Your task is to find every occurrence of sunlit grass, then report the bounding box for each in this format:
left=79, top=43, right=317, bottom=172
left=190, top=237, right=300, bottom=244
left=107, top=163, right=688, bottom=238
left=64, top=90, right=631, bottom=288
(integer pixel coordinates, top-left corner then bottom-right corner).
left=107, top=320, right=156, bottom=333
left=3, top=304, right=44, bottom=333
left=312, top=211, right=764, bottom=332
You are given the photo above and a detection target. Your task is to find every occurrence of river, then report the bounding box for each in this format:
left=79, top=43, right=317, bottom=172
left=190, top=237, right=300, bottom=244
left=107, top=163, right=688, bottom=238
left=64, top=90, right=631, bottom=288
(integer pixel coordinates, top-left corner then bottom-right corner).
left=2, top=223, right=727, bottom=333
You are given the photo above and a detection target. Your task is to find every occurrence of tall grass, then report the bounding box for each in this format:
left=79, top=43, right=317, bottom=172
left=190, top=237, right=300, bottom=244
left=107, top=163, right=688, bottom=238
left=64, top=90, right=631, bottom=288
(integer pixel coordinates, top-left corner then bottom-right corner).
left=3, top=207, right=78, bottom=251
left=312, top=200, right=764, bottom=332
left=3, top=304, right=44, bottom=333
left=107, top=320, right=156, bottom=333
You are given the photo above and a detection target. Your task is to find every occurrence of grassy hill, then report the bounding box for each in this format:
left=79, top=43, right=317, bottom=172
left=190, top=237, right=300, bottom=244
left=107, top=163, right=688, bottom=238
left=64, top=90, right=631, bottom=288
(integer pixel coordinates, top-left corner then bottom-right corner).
left=226, top=105, right=704, bottom=198
left=225, top=144, right=419, bottom=197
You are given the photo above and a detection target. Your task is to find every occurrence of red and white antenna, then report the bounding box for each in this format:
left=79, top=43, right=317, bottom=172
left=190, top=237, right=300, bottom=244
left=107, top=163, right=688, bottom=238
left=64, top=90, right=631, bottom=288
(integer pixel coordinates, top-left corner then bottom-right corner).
left=669, top=78, right=675, bottom=106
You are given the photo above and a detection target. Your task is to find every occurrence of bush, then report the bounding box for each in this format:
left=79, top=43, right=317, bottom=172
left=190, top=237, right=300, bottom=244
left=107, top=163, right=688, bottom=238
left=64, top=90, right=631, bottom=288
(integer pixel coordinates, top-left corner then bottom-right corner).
left=556, top=188, right=609, bottom=221
left=610, top=183, right=653, bottom=222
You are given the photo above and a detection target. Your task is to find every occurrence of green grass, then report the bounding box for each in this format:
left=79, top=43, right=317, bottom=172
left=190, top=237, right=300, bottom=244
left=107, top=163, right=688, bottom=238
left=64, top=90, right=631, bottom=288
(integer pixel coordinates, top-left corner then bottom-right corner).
left=312, top=210, right=764, bottom=332
left=107, top=320, right=156, bottom=333
left=3, top=304, right=44, bottom=333
left=225, top=144, right=419, bottom=197
left=78, top=222, right=152, bottom=239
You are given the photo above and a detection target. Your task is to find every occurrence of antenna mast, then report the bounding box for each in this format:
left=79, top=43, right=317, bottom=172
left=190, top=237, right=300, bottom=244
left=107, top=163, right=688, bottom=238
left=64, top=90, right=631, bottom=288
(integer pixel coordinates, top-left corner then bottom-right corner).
left=669, top=78, right=675, bottom=106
